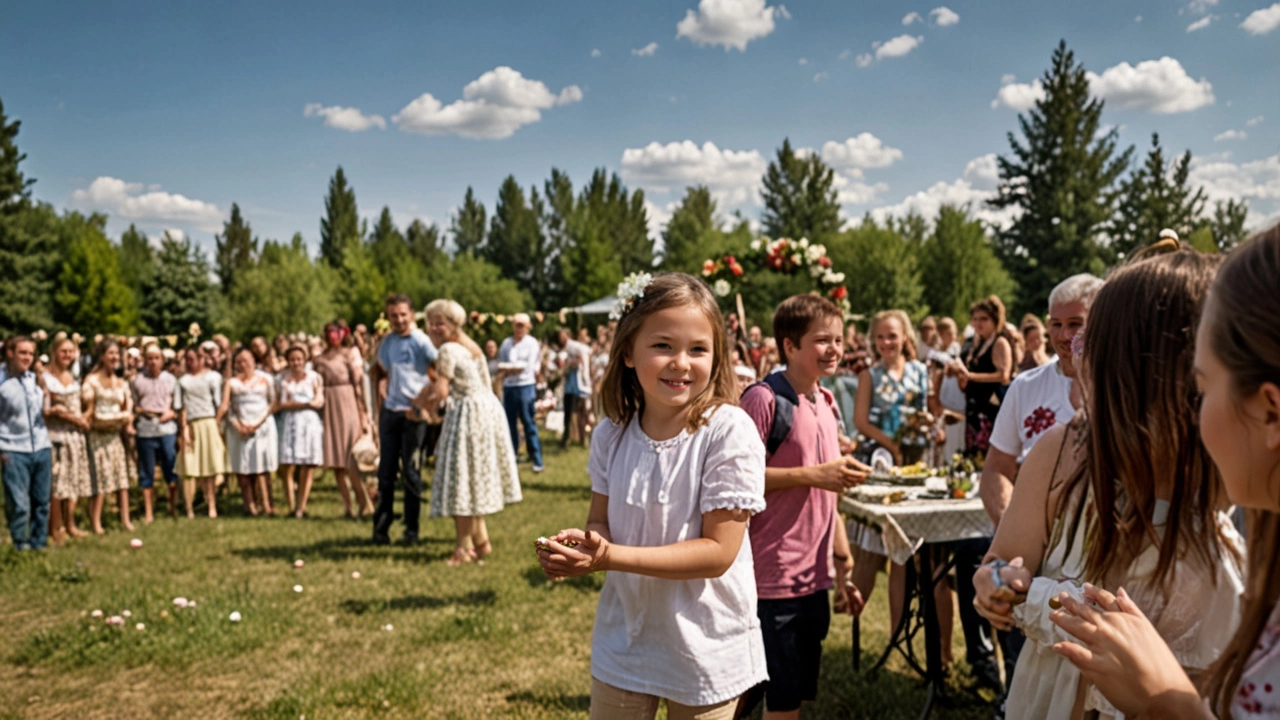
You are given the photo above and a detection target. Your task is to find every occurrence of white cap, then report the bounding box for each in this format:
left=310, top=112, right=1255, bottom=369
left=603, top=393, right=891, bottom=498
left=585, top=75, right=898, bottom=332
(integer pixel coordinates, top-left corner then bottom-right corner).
left=1158, top=228, right=1179, bottom=241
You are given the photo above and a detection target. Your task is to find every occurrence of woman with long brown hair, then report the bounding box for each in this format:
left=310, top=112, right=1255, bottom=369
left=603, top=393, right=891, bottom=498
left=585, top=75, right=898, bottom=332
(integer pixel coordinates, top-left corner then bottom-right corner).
left=82, top=339, right=135, bottom=533
left=1044, top=226, right=1280, bottom=719
left=954, top=296, right=1013, bottom=456
left=971, top=246, right=1244, bottom=719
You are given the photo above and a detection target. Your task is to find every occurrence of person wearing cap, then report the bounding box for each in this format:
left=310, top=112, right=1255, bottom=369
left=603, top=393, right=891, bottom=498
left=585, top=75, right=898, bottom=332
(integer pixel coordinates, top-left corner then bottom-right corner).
left=372, top=293, right=438, bottom=545
left=497, top=314, right=544, bottom=472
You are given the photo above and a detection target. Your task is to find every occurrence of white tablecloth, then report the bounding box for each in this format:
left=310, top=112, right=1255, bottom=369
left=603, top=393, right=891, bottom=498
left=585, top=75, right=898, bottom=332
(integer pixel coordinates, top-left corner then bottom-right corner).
left=840, top=483, right=994, bottom=565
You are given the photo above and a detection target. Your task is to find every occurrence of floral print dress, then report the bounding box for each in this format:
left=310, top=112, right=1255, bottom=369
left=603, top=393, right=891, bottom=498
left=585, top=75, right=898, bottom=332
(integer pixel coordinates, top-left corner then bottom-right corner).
left=429, top=343, right=521, bottom=518
left=1235, top=600, right=1280, bottom=718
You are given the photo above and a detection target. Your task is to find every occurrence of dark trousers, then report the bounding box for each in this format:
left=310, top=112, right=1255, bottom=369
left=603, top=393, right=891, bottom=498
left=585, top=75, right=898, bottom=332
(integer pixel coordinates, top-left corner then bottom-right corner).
left=372, top=409, right=426, bottom=542
left=136, top=434, right=178, bottom=489
left=560, top=394, right=582, bottom=448
left=2, top=447, right=52, bottom=550
left=503, top=384, right=542, bottom=466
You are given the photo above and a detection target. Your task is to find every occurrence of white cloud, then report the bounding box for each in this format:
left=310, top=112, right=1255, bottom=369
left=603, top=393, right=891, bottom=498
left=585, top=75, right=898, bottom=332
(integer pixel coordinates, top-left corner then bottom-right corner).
left=929, top=6, right=960, bottom=26
left=632, top=42, right=659, bottom=57
left=990, top=76, right=1045, bottom=110
left=1189, top=151, right=1280, bottom=227
left=821, top=133, right=904, bottom=171
left=1135, top=14, right=1143, bottom=22
left=833, top=172, right=888, bottom=206
left=838, top=48, right=852, bottom=60
left=676, top=0, right=785, bottom=51
left=869, top=178, right=1020, bottom=229
left=620, top=140, right=768, bottom=206
left=963, top=153, right=1000, bottom=190
left=1214, top=129, right=1248, bottom=141
left=1000, top=73, right=1017, bottom=85
left=813, top=72, right=828, bottom=82
left=1086, top=57, right=1214, bottom=113
left=1247, top=115, right=1265, bottom=126
left=303, top=103, right=386, bottom=132
left=798, top=57, right=808, bottom=65
left=902, top=11, right=923, bottom=25
left=1187, top=0, right=1219, bottom=13
left=591, top=48, right=602, bottom=57
left=1186, top=15, right=1215, bottom=31
left=643, top=199, right=678, bottom=243
left=1241, top=3, right=1280, bottom=34
left=855, top=53, right=874, bottom=68
left=392, top=66, right=582, bottom=140
left=161, top=229, right=185, bottom=243
left=71, top=177, right=222, bottom=231
left=876, top=34, right=923, bottom=60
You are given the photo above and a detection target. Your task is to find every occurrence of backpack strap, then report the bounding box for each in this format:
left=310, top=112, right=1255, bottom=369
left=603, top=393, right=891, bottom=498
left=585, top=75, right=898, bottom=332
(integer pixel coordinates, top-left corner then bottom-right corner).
left=748, top=372, right=800, bottom=458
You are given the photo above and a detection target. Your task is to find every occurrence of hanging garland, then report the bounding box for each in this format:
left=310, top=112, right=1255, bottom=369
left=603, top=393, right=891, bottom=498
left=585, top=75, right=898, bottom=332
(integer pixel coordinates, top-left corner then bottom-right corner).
left=701, top=237, right=850, bottom=313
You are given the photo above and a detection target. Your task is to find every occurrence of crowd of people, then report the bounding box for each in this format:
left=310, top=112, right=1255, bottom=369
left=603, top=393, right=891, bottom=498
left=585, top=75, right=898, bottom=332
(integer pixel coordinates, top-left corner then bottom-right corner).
left=5, top=224, right=1280, bottom=719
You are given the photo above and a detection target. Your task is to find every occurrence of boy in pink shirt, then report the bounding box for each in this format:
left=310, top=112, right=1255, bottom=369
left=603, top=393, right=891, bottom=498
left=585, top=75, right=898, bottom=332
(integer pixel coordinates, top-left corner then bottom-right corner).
left=740, top=295, right=868, bottom=719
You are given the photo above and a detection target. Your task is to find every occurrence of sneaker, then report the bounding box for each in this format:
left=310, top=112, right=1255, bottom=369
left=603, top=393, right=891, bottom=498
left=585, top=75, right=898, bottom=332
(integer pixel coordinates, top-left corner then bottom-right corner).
left=532, top=465, right=545, bottom=473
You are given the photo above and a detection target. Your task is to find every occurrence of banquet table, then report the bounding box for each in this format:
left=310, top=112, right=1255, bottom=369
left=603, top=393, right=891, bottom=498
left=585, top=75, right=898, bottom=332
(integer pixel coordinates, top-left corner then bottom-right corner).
left=840, top=481, right=995, bottom=720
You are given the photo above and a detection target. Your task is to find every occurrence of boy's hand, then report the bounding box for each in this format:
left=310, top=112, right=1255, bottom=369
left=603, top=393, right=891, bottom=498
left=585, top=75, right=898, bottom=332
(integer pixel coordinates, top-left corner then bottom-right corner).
left=810, top=457, right=867, bottom=492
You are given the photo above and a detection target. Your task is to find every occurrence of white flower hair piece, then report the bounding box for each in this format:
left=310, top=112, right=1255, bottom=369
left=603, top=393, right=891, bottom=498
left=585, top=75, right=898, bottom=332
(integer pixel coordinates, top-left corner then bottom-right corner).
left=610, top=272, right=655, bottom=321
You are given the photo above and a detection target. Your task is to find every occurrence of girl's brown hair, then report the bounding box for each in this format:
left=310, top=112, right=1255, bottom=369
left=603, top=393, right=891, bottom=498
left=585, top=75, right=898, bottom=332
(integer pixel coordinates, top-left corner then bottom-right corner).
left=1055, top=248, right=1231, bottom=594
left=969, top=295, right=1007, bottom=332
left=1204, top=225, right=1280, bottom=715
left=598, top=273, right=738, bottom=433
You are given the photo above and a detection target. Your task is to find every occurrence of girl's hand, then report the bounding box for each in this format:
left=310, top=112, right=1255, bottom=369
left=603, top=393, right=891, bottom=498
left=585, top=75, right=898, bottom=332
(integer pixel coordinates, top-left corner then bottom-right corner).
left=537, top=529, right=610, bottom=580
left=972, top=557, right=1031, bottom=631
left=1050, top=585, right=1201, bottom=719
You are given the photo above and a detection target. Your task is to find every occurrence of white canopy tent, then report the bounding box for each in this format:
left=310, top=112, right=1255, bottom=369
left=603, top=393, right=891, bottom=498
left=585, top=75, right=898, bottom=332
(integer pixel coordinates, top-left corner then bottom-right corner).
left=564, top=295, right=617, bottom=315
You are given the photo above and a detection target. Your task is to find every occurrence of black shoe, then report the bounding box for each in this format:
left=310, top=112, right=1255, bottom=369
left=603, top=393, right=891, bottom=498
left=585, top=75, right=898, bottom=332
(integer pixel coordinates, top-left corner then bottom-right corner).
left=398, top=534, right=418, bottom=546
left=969, top=659, right=1004, bottom=693
left=371, top=534, right=390, bottom=546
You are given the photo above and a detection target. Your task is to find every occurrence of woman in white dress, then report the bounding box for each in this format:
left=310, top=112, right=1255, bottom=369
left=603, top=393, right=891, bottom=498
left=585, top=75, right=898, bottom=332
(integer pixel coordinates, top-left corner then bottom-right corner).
left=277, top=345, right=324, bottom=518
left=219, top=347, right=278, bottom=515
left=82, top=340, right=135, bottom=533
left=416, top=299, right=521, bottom=566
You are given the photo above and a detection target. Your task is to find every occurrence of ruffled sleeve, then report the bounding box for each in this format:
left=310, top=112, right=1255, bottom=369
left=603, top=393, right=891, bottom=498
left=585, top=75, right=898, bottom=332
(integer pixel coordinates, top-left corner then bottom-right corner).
left=698, top=406, right=767, bottom=516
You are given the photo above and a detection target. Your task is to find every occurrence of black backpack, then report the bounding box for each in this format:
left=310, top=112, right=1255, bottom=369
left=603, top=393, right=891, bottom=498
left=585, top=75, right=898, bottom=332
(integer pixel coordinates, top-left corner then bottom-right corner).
left=747, top=372, right=840, bottom=457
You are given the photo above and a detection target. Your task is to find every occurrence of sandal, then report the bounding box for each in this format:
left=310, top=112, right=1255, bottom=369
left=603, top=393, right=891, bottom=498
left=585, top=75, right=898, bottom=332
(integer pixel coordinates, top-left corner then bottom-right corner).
left=445, top=547, right=476, bottom=566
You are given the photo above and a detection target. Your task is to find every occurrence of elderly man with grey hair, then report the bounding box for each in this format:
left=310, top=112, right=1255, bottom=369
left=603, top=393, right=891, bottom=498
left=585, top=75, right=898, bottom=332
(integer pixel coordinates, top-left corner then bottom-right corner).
left=497, top=313, right=544, bottom=473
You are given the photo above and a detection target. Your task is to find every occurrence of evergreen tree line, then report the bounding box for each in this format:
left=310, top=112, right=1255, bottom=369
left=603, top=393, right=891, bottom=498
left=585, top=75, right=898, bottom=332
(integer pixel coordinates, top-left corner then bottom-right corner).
left=0, top=41, right=1258, bottom=339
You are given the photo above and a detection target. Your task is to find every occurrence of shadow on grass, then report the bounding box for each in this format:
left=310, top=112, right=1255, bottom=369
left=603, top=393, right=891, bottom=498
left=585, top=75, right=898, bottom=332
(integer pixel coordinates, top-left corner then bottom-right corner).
left=521, top=566, right=604, bottom=592
left=340, top=589, right=497, bottom=615
left=505, top=690, right=590, bottom=713
left=519, top=480, right=593, bottom=499
left=232, top=535, right=448, bottom=564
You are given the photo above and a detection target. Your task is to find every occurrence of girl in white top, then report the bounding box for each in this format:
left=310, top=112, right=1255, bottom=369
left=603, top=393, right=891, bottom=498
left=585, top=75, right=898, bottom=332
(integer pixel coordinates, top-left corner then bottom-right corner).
left=537, top=272, right=768, bottom=720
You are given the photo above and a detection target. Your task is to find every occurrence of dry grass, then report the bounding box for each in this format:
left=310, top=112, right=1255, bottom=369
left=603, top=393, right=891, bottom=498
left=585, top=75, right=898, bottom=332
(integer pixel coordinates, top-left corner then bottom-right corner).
left=0, top=443, right=994, bottom=720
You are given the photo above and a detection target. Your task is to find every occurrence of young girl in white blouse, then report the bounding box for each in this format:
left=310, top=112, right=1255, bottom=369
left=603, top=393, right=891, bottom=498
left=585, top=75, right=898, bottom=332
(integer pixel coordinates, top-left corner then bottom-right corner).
left=537, top=272, right=768, bottom=720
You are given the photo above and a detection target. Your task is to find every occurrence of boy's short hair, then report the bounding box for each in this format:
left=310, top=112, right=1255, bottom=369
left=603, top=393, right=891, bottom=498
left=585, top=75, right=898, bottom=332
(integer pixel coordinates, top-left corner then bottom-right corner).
left=384, top=293, right=412, bottom=309
left=773, top=294, right=844, bottom=366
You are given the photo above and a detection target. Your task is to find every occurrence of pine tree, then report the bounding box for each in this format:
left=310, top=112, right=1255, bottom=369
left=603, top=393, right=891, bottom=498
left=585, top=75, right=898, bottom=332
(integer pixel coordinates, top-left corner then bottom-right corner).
left=1206, top=199, right=1249, bottom=252
left=54, top=212, right=139, bottom=334
left=320, top=167, right=359, bottom=267
left=559, top=204, right=622, bottom=307
left=918, top=205, right=1015, bottom=322
left=661, top=185, right=720, bottom=273
left=450, top=186, right=487, bottom=256
left=117, top=224, right=155, bottom=295
left=335, top=242, right=387, bottom=326
left=760, top=139, right=842, bottom=242
left=486, top=176, right=555, bottom=306
left=989, top=41, right=1133, bottom=316
left=141, top=232, right=215, bottom=334
left=579, top=169, right=653, bottom=274
left=367, top=206, right=406, bottom=273
left=0, top=98, right=57, bottom=333
left=214, top=204, right=258, bottom=293
left=1108, top=133, right=1207, bottom=259
left=405, top=219, right=442, bottom=268
left=229, top=238, right=336, bottom=338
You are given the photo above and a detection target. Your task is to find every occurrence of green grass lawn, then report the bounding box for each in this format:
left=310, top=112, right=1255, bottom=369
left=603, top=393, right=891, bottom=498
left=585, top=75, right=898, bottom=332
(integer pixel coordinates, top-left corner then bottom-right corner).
left=0, top=442, right=996, bottom=720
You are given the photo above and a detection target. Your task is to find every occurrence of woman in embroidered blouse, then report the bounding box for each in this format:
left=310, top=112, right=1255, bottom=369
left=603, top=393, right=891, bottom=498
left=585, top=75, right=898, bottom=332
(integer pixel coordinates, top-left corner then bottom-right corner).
left=1044, top=227, right=1280, bottom=719
left=42, top=337, right=92, bottom=541
left=82, top=339, right=135, bottom=533
left=973, top=247, right=1244, bottom=720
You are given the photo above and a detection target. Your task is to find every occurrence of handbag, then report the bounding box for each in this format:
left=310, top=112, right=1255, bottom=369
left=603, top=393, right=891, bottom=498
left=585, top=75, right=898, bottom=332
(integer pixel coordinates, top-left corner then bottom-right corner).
left=352, top=432, right=379, bottom=475
left=939, top=375, right=966, bottom=413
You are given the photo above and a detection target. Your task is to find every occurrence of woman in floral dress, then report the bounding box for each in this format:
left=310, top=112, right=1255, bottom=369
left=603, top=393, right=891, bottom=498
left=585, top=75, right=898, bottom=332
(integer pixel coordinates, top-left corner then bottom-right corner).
left=42, top=337, right=92, bottom=541
left=82, top=339, right=135, bottom=533
left=416, top=299, right=521, bottom=566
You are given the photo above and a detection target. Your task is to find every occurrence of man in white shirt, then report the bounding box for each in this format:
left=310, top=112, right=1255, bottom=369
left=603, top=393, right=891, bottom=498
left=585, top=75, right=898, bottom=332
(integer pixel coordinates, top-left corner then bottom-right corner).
left=979, top=273, right=1102, bottom=529
left=498, top=314, right=544, bottom=472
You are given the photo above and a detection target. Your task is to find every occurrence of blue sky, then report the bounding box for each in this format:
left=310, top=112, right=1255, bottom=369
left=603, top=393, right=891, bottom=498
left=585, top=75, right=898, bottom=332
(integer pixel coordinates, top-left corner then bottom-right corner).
left=3, top=0, right=1278, bottom=259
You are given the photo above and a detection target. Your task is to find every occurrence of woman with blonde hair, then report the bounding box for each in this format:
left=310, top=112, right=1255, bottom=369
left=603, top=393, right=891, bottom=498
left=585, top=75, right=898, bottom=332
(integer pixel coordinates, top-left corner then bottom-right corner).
left=42, top=336, right=93, bottom=541
left=82, top=339, right=135, bottom=533
left=415, top=299, right=521, bottom=565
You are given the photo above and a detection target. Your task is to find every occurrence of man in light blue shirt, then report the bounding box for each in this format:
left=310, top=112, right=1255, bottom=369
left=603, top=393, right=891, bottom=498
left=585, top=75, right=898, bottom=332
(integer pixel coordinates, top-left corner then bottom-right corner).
left=497, top=313, right=544, bottom=472
left=1, top=336, right=53, bottom=550
left=372, top=294, right=438, bottom=545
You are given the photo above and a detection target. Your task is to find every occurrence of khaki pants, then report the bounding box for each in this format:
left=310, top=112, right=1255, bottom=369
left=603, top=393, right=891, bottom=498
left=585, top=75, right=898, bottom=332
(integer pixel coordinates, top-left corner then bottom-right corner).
left=590, top=678, right=742, bottom=720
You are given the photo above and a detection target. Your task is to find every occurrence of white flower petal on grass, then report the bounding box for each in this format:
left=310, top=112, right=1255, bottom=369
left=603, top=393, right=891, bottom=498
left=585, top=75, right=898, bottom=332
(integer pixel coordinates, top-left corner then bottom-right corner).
left=293, top=585, right=304, bottom=593
left=351, top=571, right=361, bottom=579
left=135, top=623, right=146, bottom=631
left=121, top=610, right=132, bottom=618
left=90, top=609, right=103, bottom=618
left=130, top=538, right=143, bottom=549
left=293, top=559, right=305, bottom=569
left=172, top=597, right=189, bottom=608
left=229, top=611, right=242, bottom=622
left=382, top=624, right=394, bottom=631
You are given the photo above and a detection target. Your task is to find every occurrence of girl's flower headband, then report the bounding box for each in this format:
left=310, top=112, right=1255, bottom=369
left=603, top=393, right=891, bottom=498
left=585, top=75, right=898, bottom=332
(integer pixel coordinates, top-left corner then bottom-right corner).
left=610, top=272, right=655, bottom=321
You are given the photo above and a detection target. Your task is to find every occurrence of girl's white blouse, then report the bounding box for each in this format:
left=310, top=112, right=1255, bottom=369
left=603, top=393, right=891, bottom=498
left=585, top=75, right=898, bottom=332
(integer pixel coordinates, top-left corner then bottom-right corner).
left=588, top=405, right=769, bottom=707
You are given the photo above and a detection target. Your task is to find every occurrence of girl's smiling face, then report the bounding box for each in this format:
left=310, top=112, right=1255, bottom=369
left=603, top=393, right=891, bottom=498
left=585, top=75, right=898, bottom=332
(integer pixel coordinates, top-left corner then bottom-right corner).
left=625, top=305, right=716, bottom=417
